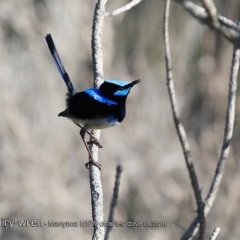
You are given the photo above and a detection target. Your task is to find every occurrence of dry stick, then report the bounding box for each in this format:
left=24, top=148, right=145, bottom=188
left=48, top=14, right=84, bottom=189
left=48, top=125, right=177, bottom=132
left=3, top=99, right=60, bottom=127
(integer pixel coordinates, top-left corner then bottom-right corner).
left=177, top=0, right=240, bottom=48
left=90, top=1, right=107, bottom=239
left=105, top=0, right=143, bottom=17
left=181, top=25, right=240, bottom=240
left=209, top=227, right=221, bottom=240
left=163, top=0, right=205, bottom=240
left=199, top=0, right=219, bottom=28
left=104, top=165, right=123, bottom=240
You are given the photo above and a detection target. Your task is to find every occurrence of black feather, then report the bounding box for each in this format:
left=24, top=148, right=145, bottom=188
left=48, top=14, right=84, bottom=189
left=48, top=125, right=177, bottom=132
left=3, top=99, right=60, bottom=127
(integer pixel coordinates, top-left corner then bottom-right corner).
left=45, top=34, right=77, bottom=96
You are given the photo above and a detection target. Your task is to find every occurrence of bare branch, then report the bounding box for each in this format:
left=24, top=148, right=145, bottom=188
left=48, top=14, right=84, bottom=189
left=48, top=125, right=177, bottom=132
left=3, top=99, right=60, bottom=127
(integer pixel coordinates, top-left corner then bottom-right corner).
left=90, top=0, right=107, bottom=239
left=177, top=0, right=240, bottom=47
left=105, top=0, right=143, bottom=17
left=209, top=227, right=221, bottom=240
left=163, top=0, right=205, bottom=239
left=92, top=0, right=107, bottom=87
left=181, top=22, right=240, bottom=240
left=199, top=0, right=219, bottom=28
left=205, top=42, right=240, bottom=216
left=104, top=165, right=123, bottom=240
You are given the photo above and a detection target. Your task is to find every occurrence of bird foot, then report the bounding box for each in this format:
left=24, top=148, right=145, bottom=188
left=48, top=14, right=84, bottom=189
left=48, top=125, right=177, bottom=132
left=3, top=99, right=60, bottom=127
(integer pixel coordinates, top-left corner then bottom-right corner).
left=87, top=140, right=103, bottom=148
left=88, top=134, right=103, bottom=148
left=85, top=161, right=102, bottom=171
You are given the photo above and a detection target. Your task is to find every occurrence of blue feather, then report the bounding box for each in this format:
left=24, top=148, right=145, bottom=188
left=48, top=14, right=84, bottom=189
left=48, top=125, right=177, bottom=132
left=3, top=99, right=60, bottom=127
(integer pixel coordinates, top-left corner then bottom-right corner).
left=103, top=79, right=132, bottom=97
left=85, top=89, right=117, bottom=105
left=104, top=79, right=131, bottom=86
left=114, top=88, right=130, bottom=97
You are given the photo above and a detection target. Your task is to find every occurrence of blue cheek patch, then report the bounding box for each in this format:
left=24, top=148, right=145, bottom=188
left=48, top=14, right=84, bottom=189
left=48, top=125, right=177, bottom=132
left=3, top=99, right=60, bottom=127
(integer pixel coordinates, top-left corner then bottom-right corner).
left=114, top=88, right=130, bottom=97
left=85, top=89, right=117, bottom=105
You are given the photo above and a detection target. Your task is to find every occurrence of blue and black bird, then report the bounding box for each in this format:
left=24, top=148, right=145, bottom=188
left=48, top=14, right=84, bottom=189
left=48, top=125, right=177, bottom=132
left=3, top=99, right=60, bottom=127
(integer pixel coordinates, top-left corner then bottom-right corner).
left=45, top=34, right=140, bottom=170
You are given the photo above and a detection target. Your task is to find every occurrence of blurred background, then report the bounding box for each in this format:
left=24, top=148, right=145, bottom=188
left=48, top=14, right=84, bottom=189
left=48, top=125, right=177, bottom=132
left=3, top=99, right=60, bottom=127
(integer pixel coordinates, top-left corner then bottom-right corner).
left=0, top=0, right=240, bottom=239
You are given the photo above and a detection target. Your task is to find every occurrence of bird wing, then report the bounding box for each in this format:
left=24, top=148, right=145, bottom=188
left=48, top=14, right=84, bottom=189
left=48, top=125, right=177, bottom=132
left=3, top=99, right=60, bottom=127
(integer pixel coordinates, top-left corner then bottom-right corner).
left=64, top=89, right=120, bottom=120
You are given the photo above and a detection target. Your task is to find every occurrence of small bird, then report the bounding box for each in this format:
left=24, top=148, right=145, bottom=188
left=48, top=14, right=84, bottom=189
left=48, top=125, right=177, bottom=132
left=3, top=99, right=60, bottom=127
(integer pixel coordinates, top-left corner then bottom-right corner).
left=45, top=34, right=140, bottom=170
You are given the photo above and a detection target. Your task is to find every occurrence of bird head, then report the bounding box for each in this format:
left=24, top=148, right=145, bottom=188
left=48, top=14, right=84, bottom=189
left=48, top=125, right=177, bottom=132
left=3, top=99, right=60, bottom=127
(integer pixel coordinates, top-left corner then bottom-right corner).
left=99, top=79, right=140, bottom=100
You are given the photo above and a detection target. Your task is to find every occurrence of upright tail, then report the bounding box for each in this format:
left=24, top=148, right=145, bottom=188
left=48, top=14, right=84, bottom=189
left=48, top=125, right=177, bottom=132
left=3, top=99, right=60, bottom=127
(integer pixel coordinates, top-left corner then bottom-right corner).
left=45, top=34, right=77, bottom=96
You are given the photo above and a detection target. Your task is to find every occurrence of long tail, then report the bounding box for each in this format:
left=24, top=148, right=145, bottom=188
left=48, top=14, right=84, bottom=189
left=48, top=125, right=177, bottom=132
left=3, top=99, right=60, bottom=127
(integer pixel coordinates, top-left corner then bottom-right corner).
left=45, top=34, right=77, bottom=96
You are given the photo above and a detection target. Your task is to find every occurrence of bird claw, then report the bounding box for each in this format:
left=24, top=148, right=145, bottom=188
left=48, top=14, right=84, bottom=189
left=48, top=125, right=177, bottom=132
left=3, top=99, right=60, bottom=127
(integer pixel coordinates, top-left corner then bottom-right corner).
left=85, top=161, right=102, bottom=171
left=87, top=140, right=103, bottom=148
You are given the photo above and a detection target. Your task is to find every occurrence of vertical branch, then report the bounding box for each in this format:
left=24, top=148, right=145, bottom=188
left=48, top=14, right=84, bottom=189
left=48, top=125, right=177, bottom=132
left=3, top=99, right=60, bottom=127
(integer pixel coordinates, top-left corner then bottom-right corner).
left=205, top=43, right=240, bottom=214
left=104, top=165, right=123, bottom=240
left=181, top=20, right=240, bottom=240
left=92, top=0, right=107, bottom=88
left=90, top=1, right=107, bottom=240
left=163, top=0, right=205, bottom=239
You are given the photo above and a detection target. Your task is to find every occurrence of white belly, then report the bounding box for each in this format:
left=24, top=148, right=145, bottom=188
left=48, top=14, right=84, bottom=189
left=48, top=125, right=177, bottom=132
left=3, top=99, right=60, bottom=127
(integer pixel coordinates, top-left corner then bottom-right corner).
left=71, top=116, right=119, bottom=130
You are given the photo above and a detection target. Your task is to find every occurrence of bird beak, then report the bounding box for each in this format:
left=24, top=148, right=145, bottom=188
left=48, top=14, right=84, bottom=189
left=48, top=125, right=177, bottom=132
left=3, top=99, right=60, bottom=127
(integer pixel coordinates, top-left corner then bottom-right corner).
left=131, top=79, right=141, bottom=86
left=123, top=79, right=141, bottom=89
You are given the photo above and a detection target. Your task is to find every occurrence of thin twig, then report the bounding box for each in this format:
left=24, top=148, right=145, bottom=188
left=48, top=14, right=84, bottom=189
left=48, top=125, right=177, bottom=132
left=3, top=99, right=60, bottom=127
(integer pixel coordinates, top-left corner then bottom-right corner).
left=90, top=0, right=107, bottom=239
left=104, top=165, right=123, bottom=240
left=209, top=227, right=221, bottom=240
left=177, top=0, right=240, bottom=47
left=181, top=21, right=240, bottom=240
left=105, top=0, right=143, bottom=17
left=163, top=0, right=205, bottom=240
left=205, top=42, right=240, bottom=214
left=199, top=0, right=219, bottom=28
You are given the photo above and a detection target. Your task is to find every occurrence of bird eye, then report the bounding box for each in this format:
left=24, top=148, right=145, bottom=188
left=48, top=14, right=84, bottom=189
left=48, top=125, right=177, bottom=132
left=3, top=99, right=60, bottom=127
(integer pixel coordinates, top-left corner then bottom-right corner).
left=119, top=87, right=124, bottom=90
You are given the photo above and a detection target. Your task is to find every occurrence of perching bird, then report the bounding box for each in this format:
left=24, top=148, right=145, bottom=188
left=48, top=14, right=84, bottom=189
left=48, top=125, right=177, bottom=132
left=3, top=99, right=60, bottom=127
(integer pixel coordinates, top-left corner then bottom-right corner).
left=45, top=34, right=140, bottom=170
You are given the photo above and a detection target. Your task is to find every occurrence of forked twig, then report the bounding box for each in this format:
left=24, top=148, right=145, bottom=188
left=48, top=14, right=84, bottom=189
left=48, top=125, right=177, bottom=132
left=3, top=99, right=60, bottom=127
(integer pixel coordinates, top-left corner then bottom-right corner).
left=177, top=0, right=240, bottom=47
left=104, top=165, right=123, bottom=240
left=199, top=0, right=219, bottom=28
left=181, top=20, right=240, bottom=240
left=163, top=0, right=205, bottom=239
left=105, top=0, right=143, bottom=17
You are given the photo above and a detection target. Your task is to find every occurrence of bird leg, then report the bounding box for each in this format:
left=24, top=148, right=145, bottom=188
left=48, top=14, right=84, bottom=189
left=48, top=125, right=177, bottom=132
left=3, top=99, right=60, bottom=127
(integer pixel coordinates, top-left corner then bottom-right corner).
left=87, top=139, right=102, bottom=148
left=80, top=128, right=102, bottom=170
left=75, top=123, right=103, bottom=148
left=87, top=136, right=103, bottom=149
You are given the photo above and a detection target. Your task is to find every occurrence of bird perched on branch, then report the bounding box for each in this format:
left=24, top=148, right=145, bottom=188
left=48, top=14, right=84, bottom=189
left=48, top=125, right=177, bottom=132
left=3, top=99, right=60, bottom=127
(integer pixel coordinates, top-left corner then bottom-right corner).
left=45, top=34, right=140, bottom=170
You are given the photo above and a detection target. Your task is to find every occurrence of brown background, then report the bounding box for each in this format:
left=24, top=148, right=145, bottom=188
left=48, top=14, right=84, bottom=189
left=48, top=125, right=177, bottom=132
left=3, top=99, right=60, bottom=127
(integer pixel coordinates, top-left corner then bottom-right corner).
left=0, top=0, right=240, bottom=239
